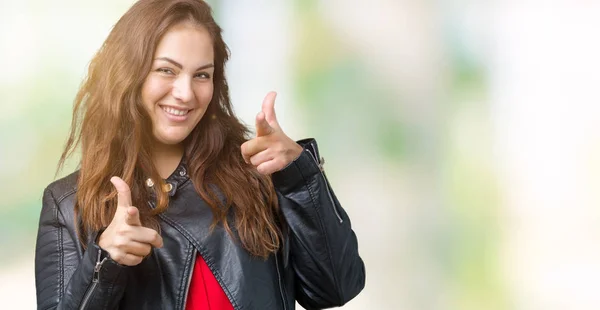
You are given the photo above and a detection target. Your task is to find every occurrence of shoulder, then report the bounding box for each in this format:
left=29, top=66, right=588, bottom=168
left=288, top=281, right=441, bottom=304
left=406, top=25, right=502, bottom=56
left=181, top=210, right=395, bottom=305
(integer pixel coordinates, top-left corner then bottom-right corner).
left=38, top=170, right=80, bottom=232
left=45, top=170, right=79, bottom=204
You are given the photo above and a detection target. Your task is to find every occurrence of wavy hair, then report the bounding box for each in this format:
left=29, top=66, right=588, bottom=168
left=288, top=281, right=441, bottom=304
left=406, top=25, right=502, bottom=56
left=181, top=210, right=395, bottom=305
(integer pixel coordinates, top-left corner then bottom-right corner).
left=59, top=0, right=281, bottom=258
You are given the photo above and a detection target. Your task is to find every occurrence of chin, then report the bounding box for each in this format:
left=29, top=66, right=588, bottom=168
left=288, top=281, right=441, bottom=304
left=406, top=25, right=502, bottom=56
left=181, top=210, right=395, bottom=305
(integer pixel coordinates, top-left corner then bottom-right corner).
left=160, top=139, right=185, bottom=146
left=160, top=135, right=187, bottom=145
left=153, top=131, right=190, bottom=146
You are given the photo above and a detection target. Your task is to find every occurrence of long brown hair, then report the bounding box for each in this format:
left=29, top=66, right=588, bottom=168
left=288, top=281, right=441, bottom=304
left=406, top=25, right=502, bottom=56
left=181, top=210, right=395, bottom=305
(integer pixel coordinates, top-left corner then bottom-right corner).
left=59, top=0, right=281, bottom=258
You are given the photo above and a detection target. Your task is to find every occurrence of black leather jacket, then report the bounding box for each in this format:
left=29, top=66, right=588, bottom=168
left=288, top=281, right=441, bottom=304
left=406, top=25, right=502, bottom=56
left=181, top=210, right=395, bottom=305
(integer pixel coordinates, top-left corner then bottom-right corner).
left=35, top=139, right=365, bottom=310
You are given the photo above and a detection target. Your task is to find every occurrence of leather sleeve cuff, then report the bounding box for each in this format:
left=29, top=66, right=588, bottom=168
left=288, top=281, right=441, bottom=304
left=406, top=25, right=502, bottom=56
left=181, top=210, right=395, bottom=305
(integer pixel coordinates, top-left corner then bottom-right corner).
left=272, top=138, right=323, bottom=193
left=87, top=230, right=129, bottom=285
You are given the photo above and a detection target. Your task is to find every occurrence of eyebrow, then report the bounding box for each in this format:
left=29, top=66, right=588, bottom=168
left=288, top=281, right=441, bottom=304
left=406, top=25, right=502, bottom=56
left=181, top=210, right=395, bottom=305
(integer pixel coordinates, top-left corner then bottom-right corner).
left=154, top=57, right=214, bottom=71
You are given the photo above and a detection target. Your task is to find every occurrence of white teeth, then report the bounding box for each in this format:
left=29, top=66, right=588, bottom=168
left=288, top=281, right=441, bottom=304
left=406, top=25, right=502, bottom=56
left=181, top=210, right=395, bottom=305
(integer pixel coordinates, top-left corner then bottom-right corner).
left=162, top=106, right=189, bottom=116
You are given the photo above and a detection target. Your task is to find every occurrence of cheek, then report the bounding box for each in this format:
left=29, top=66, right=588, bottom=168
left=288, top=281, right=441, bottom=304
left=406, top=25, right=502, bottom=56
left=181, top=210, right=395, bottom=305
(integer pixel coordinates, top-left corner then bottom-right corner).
left=205, top=86, right=215, bottom=105
left=195, top=84, right=214, bottom=107
left=142, top=77, right=170, bottom=105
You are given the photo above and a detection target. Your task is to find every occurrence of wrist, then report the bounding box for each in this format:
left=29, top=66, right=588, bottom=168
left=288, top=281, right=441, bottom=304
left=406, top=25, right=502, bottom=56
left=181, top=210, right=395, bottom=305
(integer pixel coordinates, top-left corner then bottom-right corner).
left=291, top=143, right=303, bottom=160
left=96, top=227, right=109, bottom=250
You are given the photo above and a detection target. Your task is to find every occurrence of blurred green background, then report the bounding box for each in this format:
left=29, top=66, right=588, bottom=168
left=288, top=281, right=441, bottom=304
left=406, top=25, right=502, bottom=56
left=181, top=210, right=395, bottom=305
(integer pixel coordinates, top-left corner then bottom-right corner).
left=2, top=1, right=600, bottom=309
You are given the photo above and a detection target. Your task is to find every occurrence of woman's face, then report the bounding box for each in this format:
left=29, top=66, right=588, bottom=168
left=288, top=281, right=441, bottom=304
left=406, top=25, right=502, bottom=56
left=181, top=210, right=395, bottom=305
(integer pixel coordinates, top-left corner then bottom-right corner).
left=141, top=22, right=215, bottom=147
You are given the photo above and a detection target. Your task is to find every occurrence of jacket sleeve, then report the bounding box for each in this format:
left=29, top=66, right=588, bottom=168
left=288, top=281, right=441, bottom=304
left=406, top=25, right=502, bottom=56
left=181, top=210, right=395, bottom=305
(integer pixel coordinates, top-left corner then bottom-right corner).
left=272, top=138, right=366, bottom=309
left=35, top=186, right=129, bottom=310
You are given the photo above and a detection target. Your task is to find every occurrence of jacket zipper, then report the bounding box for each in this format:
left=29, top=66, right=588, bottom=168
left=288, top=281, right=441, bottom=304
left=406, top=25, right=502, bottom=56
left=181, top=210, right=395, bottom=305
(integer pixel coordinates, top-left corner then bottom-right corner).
left=274, top=254, right=288, bottom=310
left=79, top=248, right=107, bottom=310
left=305, top=145, right=343, bottom=223
left=181, top=249, right=197, bottom=309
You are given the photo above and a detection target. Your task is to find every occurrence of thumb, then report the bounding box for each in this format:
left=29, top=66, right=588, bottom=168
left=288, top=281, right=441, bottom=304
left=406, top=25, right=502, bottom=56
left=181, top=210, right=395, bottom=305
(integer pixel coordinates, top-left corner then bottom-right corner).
left=255, top=111, right=274, bottom=137
left=125, top=206, right=142, bottom=226
left=110, top=176, right=132, bottom=207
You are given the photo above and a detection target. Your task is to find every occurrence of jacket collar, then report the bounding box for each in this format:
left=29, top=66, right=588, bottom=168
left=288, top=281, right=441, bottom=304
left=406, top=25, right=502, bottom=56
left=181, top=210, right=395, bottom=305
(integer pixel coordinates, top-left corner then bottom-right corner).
left=146, top=157, right=190, bottom=197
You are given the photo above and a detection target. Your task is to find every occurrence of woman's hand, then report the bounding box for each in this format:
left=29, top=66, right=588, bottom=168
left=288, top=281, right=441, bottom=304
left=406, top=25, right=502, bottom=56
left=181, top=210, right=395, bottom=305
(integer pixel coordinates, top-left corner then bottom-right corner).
left=97, top=177, right=163, bottom=266
left=241, top=92, right=303, bottom=175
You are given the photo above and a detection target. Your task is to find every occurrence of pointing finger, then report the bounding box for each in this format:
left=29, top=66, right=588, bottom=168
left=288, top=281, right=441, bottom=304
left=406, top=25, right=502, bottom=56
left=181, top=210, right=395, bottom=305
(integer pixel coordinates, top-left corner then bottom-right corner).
left=261, top=91, right=280, bottom=130
left=255, top=111, right=273, bottom=137
left=125, top=206, right=142, bottom=227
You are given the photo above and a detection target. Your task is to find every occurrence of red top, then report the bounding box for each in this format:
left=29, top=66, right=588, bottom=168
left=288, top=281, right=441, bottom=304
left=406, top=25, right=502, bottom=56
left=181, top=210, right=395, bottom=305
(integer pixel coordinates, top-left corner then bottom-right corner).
left=185, top=255, right=234, bottom=310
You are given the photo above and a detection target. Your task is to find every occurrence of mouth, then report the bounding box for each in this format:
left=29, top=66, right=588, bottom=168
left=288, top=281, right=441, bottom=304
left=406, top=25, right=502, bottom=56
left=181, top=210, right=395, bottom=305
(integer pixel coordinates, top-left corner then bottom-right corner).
left=159, top=105, right=192, bottom=117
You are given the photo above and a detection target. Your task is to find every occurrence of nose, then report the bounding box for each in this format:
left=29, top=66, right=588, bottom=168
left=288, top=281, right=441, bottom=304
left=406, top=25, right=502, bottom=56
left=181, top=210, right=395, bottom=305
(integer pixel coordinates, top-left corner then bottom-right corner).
left=172, top=76, right=194, bottom=103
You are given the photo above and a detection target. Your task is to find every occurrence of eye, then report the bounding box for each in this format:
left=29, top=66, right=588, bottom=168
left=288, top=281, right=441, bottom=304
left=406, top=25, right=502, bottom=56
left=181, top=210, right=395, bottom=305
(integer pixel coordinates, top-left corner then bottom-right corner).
left=194, top=72, right=211, bottom=79
left=156, top=68, right=175, bottom=75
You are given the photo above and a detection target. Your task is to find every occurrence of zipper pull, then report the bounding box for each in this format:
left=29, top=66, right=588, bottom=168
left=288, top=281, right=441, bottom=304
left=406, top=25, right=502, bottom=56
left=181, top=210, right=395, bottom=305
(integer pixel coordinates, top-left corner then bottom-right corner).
left=93, top=248, right=107, bottom=283
left=306, top=142, right=325, bottom=171
left=318, top=156, right=325, bottom=171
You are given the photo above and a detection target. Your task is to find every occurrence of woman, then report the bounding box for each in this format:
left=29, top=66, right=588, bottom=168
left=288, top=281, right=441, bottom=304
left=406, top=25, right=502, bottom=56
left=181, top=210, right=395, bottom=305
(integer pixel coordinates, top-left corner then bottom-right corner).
left=34, top=0, right=365, bottom=309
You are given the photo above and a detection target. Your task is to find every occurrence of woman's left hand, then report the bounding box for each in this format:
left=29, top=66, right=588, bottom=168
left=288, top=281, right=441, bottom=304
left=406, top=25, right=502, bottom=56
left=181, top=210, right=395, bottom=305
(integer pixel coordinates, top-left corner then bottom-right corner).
left=241, top=91, right=303, bottom=175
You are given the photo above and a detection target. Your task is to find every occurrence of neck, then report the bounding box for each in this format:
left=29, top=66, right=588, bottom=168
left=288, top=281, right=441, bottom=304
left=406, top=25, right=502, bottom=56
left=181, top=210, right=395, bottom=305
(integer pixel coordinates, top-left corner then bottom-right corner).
left=152, top=142, right=184, bottom=179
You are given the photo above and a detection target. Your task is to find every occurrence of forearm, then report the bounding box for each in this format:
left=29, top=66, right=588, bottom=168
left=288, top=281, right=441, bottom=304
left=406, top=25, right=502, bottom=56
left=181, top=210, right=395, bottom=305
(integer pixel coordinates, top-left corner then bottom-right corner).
left=35, top=188, right=128, bottom=310
left=272, top=139, right=366, bottom=308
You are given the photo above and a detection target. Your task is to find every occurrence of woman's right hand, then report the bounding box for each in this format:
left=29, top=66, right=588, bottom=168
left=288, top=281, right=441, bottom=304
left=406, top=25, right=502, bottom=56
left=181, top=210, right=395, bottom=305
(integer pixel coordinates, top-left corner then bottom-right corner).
left=98, top=176, right=163, bottom=266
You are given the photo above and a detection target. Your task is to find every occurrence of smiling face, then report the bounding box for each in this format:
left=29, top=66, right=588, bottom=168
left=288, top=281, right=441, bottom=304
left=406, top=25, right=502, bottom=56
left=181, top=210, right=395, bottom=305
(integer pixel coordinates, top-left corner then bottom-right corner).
left=141, top=22, right=215, bottom=149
